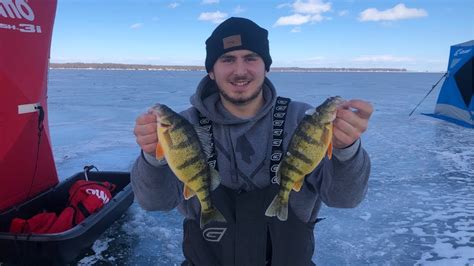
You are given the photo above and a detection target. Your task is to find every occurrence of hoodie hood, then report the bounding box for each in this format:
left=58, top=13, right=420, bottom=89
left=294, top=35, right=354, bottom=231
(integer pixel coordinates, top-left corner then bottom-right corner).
left=190, top=75, right=277, bottom=125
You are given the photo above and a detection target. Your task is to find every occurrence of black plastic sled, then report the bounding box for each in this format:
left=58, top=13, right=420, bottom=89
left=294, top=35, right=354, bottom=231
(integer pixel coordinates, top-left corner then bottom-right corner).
left=0, top=170, right=134, bottom=264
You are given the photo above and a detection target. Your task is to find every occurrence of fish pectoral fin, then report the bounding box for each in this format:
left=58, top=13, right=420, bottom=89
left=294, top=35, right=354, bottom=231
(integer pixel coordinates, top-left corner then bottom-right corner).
left=292, top=180, right=303, bottom=192
left=210, top=167, right=221, bottom=191
left=155, top=142, right=165, bottom=160
left=183, top=185, right=196, bottom=200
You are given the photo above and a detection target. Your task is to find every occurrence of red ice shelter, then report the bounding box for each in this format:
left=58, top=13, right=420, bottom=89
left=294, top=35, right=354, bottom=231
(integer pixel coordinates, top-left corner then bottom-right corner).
left=0, top=0, right=59, bottom=211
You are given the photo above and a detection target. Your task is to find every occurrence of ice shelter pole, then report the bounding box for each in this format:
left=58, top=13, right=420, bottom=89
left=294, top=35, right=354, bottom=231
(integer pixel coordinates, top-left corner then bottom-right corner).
left=408, top=72, right=447, bottom=117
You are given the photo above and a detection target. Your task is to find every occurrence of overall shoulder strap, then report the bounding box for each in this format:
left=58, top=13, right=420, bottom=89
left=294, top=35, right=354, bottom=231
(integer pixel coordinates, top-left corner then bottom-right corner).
left=197, top=111, right=219, bottom=171
left=270, top=96, right=291, bottom=184
left=197, top=95, right=290, bottom=181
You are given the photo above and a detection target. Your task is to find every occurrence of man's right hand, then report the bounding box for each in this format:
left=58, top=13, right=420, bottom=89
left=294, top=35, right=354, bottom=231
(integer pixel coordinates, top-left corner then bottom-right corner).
left=134, top=112, right=158, bottom=155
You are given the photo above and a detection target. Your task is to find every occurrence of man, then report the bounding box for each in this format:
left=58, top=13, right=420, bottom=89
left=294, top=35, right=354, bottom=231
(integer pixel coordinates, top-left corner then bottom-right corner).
left=132, top=17, right=372, bottom=266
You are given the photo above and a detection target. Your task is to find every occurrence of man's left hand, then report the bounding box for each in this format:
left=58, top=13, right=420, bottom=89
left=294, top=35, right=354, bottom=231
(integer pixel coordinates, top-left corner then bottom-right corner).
left=333, top=99, right=373, bottom=149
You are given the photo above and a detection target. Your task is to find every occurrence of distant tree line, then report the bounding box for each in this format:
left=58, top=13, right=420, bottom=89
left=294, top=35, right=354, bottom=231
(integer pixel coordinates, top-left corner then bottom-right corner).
left=49, top=63, right=407, bottom=72
left=49, top=63, right=204, bottom=71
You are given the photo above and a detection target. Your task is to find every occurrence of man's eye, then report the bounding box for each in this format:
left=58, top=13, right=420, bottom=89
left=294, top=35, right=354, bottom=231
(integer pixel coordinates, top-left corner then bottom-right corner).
left=221, top=58, right=233, bottom=63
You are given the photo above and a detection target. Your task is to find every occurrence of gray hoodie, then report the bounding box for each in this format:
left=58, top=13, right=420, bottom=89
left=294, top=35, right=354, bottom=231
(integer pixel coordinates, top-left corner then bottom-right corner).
left=131, top=76, right=370, bottom=223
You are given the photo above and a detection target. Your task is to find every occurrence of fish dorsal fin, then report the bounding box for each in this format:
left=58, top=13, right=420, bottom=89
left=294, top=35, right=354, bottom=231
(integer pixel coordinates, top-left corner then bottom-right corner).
left=183, top=185, right=196, bottom=200
left=210, top=167, right=221, bottom=191
left=194, top=125, right=213, bottom=159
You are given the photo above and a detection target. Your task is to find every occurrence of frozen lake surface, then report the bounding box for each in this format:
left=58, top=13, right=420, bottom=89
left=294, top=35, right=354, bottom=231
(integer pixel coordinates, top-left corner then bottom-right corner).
left=46, top=70, right=473, bottom=265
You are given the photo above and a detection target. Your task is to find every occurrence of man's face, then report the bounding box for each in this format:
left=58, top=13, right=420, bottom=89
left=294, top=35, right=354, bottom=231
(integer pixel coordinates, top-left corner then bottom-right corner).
left=209, top=49, right=266, bottom=106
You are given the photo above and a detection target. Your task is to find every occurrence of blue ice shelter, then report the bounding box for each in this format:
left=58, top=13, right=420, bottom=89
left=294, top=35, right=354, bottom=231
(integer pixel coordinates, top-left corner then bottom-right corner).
left=432, top=40, right=473, bottom=128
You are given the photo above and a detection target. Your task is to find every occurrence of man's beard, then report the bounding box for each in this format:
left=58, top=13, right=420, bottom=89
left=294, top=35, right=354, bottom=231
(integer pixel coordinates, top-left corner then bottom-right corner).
left=218, top=85, right=263, bottom=106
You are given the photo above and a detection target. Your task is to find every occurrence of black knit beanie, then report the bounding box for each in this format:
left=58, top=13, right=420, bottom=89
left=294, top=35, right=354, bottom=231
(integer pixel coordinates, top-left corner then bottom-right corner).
left=205, top=17, right=272, bottom=73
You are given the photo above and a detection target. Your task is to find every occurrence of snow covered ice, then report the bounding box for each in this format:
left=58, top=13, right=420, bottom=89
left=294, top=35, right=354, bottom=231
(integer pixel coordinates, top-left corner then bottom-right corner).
left=47, top=70, right=474, bottom=265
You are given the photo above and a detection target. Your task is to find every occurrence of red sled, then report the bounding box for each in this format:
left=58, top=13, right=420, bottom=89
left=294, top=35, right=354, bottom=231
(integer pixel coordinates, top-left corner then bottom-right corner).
left=0, top=170, right=133, bottom=264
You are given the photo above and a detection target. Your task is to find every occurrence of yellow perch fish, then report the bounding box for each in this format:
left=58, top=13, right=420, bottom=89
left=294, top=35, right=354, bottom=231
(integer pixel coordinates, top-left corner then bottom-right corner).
left=152, top=104, right=226, bottom=228
left=265, top=96, right=344, bottom=221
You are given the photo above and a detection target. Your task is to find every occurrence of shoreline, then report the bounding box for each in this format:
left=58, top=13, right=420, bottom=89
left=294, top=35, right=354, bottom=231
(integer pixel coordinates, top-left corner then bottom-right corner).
left=49, top=67, right=443, bottom=74
left=49, top=63, right=420, bottom=73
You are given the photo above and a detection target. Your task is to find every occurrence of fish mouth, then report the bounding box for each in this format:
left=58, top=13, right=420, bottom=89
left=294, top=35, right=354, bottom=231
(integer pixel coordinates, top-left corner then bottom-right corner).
left=152, top=103, right=165, bottom=115
left=329, top=96, right=345, bottom=107
left=151, top=103, right=172, bottom=127
left=318, top=96, right=344, bottom=111
left=316, top=96, right=345, bottom=123
left=327, top=96, right=345, bottom=113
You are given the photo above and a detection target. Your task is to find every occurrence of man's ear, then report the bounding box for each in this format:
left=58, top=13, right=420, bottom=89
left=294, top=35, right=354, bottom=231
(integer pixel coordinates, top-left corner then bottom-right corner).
left=209, top=72, right=215, bottom=80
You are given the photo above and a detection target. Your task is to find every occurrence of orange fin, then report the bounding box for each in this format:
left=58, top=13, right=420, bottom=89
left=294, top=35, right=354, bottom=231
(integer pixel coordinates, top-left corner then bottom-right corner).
left=183, top=185, right=196, bottom=200
left=293, top=180, right=303, bottom=192
left=327, top=140, right=333, bottom=160
left=155, top=142, right=165, bottom=160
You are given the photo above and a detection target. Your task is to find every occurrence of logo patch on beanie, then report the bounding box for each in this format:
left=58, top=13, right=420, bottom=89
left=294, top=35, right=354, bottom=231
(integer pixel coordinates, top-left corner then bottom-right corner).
left=223, top=35, right=242, bottom=49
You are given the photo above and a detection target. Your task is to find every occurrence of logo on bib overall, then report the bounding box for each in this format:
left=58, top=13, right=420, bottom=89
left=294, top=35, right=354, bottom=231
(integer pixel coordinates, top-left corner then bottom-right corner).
left=203, top=227, right=227, bottom=242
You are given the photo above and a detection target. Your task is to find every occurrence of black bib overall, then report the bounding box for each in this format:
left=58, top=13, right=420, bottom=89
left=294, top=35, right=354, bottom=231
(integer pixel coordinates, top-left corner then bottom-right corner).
left=182, top=97, right=316, bottom=266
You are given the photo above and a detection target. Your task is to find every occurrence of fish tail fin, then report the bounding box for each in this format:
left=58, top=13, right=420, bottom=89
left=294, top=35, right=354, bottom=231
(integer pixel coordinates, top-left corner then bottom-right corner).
left=200, top=207, right=226, bottom=229
left=265, top=195, right=288, bottom=221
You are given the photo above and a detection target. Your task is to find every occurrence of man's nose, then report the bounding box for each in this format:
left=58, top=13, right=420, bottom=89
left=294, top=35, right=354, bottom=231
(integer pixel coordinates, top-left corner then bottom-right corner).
left=234, top=59, right=247, bottom=75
